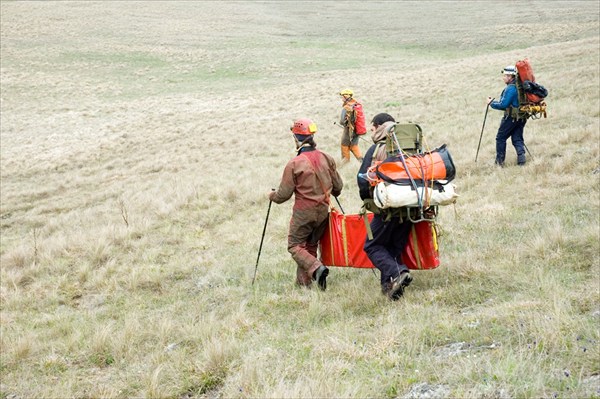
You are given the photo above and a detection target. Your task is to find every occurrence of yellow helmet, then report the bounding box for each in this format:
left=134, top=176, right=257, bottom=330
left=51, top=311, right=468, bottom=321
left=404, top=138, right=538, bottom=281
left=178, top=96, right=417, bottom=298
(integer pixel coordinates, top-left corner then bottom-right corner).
left=339, top=89, right=353, bottom=97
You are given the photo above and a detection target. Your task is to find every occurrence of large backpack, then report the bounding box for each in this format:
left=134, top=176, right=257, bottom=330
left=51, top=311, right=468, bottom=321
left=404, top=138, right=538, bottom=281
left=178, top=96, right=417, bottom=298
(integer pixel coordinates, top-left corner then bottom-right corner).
left=358, top=123, right=458, bottom=221
left=341, top=99, right=368, bottom=136
left=358, top=122, right=423, bottom=202
left=352, top=102, right=367, bottom=135
left=515, top=59, right=548, bottom=119
left=370, top=144, right=458, bottom=210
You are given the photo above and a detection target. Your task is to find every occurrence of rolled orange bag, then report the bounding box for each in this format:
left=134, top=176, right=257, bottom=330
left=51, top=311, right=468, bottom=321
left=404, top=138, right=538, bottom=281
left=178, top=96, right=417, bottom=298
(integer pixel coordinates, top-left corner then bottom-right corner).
left=371, top=144, right=455, bottom=185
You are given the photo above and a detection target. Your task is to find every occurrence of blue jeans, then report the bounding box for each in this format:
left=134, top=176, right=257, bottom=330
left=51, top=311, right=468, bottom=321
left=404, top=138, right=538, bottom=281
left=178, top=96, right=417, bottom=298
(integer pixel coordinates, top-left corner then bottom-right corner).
left=496, top=116, right=527, bottom=164
left=364, top=214, right=412, bottom=286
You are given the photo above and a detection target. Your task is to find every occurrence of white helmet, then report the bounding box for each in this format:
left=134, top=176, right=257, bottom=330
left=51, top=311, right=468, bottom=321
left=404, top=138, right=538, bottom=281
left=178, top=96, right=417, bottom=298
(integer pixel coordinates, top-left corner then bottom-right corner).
left=502, top=65, right=517, bottom=75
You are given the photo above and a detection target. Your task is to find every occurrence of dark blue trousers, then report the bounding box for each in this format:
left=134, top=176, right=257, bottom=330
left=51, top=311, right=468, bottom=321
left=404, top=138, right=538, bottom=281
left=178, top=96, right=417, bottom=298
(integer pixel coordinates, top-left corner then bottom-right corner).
left=364, top=214, right=412, bottom=286
left=496, top=116, right=527, bottom=164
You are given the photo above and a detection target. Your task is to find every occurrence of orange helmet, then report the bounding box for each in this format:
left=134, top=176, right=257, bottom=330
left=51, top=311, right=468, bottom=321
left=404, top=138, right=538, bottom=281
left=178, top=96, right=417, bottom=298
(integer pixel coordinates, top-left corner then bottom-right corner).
left=291, top=118, right=318, bottom=135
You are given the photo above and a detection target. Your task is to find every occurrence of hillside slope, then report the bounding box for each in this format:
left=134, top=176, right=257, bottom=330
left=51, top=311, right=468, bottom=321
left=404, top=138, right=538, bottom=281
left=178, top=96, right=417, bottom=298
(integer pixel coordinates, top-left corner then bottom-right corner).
left=1, top=2, right=598, bottom=398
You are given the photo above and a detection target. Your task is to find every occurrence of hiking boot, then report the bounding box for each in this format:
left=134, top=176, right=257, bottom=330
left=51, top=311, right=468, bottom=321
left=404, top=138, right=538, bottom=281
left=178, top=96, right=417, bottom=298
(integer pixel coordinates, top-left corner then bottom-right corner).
left=400, top=271, right=413, bottom=288
left=383, top=272, right=412, bottom=301
left=517, top=154, right=526, bottom=166
left=495, top=159, right=505, bottom=167
left=312, top=265, right=329, bottom=291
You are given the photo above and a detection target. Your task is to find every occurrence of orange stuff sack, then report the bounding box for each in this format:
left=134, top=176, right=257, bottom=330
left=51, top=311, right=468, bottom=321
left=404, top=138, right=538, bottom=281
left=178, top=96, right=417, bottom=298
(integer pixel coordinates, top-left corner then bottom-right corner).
left=319, top=209, right=440, bottom=270
left=516, top=59, right=543, bottom=103
left=372, top=144, right=455, bottom=185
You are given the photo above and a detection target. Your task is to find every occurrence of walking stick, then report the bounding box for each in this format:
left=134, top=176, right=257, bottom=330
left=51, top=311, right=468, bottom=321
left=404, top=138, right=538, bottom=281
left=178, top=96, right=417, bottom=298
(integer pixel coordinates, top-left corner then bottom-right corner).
left=252, top=198, right=273, bottom=285
left=524, top=143, right=534, bottom=160
left=334, top=121, right=369, bottom=144
left=334, top=196, right=345, bottom=214
left=475, top=99, right=493, bottom=163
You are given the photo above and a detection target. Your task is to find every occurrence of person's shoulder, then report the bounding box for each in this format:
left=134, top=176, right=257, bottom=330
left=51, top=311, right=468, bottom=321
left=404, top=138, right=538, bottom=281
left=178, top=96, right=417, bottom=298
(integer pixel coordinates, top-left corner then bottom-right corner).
left=317, top=150, right=336, bottom=162
left=316, top=149, right=330, bottom=157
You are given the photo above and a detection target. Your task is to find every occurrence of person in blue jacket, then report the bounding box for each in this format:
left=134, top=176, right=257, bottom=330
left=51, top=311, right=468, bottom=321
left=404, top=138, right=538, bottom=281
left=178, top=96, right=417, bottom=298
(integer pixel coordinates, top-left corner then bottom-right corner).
left=487, top=65, right=527, bottom=166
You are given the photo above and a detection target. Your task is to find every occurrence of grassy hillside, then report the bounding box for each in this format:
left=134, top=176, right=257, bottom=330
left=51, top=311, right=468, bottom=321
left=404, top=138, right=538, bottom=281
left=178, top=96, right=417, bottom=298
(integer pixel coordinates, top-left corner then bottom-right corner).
left=1, top=1, right=599, bottom=398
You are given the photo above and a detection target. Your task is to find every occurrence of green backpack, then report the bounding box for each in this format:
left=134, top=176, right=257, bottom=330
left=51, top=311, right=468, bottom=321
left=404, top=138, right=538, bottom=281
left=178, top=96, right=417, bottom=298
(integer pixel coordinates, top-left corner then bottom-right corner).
left=385, top=123, right=423, bottom=156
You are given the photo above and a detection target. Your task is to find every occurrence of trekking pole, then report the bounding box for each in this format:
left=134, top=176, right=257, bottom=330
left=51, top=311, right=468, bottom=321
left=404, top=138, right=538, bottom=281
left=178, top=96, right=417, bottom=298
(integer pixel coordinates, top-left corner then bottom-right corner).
left=524, top=143, right=533, bottom=160
left=334, top=121, right=369, bottom=144
left=475, top=98, right=494, bottom=163
left=334, top=196, right=345, bottom=214
left=252, top=192, right=274, bottom=285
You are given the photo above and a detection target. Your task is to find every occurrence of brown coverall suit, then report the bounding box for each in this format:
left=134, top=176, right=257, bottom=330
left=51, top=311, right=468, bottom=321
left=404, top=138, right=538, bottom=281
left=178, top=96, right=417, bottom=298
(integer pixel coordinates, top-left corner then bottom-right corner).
left=269, top=147, right=343, bottom=287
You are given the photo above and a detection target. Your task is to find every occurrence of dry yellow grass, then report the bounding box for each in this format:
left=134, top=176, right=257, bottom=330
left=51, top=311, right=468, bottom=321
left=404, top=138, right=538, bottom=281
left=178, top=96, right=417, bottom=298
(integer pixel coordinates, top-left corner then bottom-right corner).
left=1, top=1, right=599, bottom=398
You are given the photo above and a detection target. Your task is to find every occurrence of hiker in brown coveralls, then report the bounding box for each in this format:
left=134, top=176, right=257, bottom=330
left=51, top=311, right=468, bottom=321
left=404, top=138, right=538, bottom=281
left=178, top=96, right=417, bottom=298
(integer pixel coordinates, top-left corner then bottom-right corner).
left=269, top=118, right=343, bottom=290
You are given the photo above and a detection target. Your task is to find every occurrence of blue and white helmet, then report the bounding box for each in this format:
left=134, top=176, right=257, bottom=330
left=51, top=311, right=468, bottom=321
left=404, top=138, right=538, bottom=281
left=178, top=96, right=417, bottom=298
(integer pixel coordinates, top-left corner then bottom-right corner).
left=502, top=65, right=517, bottom=75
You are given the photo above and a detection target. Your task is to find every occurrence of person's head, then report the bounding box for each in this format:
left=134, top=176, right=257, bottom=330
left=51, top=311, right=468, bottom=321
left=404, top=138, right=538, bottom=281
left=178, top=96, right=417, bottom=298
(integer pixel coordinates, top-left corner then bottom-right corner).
left=290, top=118, right=317, bottom=148
left=339, top=89, right=353, bottom=102
left=502, top=65, right=517, bottom=84
left=371, top=113, right=396, bottom=130
left=370, top=113, right=396, bottom=143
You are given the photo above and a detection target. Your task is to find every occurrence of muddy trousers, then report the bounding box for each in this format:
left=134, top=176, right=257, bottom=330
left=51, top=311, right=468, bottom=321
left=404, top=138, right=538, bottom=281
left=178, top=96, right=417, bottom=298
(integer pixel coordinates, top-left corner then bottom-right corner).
left=287, top=206, right=329, bottom=287
left=364, top=214, right=412, bottom=287
left=496, top=116, right=527, bottom=165
left=341, top=127, right=362, bottom=162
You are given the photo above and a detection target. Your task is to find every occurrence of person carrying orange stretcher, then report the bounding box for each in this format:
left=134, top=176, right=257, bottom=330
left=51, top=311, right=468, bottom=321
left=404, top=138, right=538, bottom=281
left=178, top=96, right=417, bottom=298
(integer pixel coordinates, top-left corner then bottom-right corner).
left=357, top=113, right=413, bottom=300
left=269, top=119, right=344, bottom=290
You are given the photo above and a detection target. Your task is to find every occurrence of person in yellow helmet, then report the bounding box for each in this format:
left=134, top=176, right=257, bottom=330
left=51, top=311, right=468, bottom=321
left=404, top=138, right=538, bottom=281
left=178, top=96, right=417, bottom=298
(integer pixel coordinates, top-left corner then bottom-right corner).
left=339, top=89, right=364, bottom=163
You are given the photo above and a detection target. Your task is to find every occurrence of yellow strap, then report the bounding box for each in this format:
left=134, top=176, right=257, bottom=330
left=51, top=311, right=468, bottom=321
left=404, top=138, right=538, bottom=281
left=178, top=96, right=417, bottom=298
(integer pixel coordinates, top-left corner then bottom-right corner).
left=360, top=205, right=373, bottom=240
left=328, top=213, right=336, bottom=265
left=341, top=216, right=349, bottom=266
left=363, top=213, right=373, bottom=240
left=411, top=225, right=422, bottom=270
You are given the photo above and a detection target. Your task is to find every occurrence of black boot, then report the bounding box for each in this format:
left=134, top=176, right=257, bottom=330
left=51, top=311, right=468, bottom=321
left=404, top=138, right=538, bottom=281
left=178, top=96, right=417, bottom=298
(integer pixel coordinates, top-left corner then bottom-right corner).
left=312, top=265, right=329, bottom=291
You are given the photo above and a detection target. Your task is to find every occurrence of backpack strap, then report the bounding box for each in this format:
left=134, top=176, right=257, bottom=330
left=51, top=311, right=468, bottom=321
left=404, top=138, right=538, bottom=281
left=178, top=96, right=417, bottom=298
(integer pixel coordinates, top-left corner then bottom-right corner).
left=358, top=142, right=384, bottom=200
left=360, top=204, right=374, bottom=240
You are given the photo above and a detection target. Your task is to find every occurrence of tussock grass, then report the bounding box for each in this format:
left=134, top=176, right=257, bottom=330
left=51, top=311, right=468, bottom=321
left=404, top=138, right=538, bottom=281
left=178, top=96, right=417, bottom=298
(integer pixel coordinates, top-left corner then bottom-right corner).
left=1, top=1, right=599, bottom=398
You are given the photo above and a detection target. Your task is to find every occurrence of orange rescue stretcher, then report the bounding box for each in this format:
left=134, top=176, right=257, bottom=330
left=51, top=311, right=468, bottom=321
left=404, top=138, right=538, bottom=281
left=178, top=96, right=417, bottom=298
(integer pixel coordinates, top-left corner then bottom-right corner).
left=318, top=208, right=440, bottom=270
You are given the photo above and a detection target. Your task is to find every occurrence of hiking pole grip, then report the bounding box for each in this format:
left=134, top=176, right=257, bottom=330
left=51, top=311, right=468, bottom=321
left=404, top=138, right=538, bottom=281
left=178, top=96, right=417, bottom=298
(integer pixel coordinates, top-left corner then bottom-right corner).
left=475, top=98, right=493, bottom=163
left=252, top=191, right=274, bottom=285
